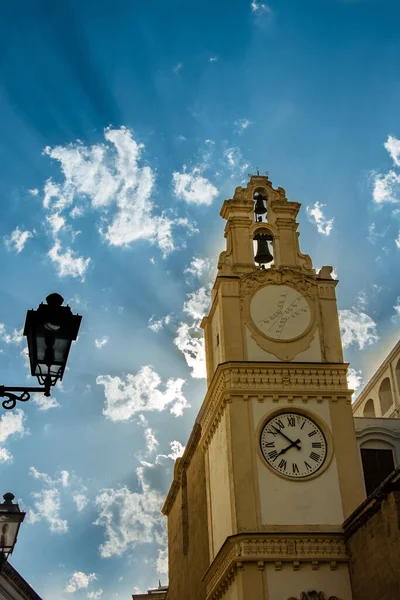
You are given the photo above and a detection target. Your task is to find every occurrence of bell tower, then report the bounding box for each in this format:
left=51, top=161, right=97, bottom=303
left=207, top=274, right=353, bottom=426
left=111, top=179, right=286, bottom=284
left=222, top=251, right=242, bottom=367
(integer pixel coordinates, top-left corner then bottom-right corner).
left=163, top=175, right=365, bottom=600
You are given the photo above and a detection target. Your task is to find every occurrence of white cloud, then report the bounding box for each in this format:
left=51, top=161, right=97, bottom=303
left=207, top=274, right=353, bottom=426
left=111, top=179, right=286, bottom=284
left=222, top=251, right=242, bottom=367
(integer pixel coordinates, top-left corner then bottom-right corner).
left=27, top=467, right=87, bottom=532
left=0, top=448, right=12, bottom=463
left=148, top=314, right=172, bottom=332
left=31, top=393, right=60, bottom=411
left=48, top=240, right=90, bottom=281
left=156, top=440, right=185, bottom=465
left=372, top=170, right=400, bottom=204
left=306, top=202, right=334, bottom=235
left=384, top=135, right=400, bottom=167
left=95, top=336, right=109, bottom=349
left=73, top=492, right=89, bottom=512
left=46, top=212, right=66, bottom=235
left=368, top=222, right=388, bottom=244
left=144, top=428, right=159, bottom=454
left=396, top=231, right=400, bottom=248
left=87, top=591, right=103, bottom=599
left=392, top=297, right=400, bottom=323
left=97, top=365, right=189, bottom=422
left=339, top=308, right=379, bottom=349
left=65, top=571, right=97, bottom=593
left=173, top=63, right=183, bottom=74
left=0, top=410, right=27, bottom=462
left=94, top=467, right=166, bottom=559
left=0, top=324, right=24, bottom=345
left=27, top=488, right=68, bottom=533
left=172, top=168, right=218, bottom=206
left=356, top=291, right=367, bottom=309
left=157, top=548, right=168, bottom=574
left=184, top=256, right=214, bottom=280
left=28, top=188, right=39, bottom=196
left=183, top=285, right=211, bottom=323
left=251, top=1, right=271, bottom=13
left=234, top=118, right=251, bottom=133
left=42, top=127, right=193, bottom=261
left=174, top=323, right=206, bottom=379
left=347, top=367, right=364, bottom=397
left=209, top=56, right=218, bottom=62
left=4, top=226, right=34, bottom=254
left=224, top=147, right=249, bottom=173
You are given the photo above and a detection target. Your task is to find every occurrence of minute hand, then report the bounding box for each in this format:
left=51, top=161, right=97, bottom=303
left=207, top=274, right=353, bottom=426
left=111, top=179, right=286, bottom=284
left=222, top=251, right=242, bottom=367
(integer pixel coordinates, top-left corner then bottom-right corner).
left=271, top=425, right=301, bottom=450
left=276, top=440, right=301, bottom=457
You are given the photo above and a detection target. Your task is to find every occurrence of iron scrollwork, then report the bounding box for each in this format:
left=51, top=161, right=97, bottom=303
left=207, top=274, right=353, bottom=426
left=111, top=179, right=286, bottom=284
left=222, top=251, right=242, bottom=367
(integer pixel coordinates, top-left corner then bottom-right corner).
left=0, top=382, right=52, bottom=410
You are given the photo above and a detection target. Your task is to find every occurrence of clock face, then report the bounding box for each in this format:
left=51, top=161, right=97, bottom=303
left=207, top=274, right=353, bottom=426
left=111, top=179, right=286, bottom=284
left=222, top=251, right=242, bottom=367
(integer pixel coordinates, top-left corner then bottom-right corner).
left=260, top=412, right=327, bottom=479
left=250, top=284, right=311, bottom=340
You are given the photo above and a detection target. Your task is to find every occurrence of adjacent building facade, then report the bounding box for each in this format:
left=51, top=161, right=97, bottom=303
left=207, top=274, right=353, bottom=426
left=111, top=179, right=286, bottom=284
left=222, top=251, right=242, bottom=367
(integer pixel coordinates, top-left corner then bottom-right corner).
left=0, top=562, right=42, bottom=600
left=133, top=174, right=399, bottom=600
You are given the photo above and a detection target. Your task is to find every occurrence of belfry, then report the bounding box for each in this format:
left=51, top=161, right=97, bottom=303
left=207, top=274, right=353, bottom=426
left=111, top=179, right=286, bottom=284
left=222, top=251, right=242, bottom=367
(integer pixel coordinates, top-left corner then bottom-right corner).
left=136, top=173, right=400, bottom=600
left=158, top=174, right=366, bottom=600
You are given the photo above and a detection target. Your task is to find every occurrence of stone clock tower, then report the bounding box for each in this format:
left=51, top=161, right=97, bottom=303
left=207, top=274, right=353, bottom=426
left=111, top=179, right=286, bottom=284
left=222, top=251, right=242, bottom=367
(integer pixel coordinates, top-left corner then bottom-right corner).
left=161, top=175, right=365, bottom=600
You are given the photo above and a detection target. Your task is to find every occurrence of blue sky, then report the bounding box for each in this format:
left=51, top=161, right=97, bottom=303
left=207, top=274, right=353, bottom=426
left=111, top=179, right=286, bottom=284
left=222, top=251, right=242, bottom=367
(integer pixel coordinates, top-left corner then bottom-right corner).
left=0, top=0, right=399, bottom=597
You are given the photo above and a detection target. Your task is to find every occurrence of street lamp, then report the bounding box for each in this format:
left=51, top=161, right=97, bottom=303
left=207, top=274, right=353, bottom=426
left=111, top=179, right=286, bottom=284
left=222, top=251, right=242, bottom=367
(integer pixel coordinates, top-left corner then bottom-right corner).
left=0, top=493, right=25, bottom=569
left=0, top=293, right=82, bottom=410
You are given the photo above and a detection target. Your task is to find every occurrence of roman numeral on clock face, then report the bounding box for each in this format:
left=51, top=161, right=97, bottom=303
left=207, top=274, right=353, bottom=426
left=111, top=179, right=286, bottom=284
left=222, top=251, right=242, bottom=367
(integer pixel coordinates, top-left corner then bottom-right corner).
left=292, top=463, right=299, bottom=474
left=268, top=450, right=278, bottom=461
left=308, top=430, right=317, bottom=437
left=310, top=452, right=320, bottom=462
left=264, top=442, right=275, bottom=447
left=275, top=419, right=285, bottom=429
left=312, top=442, right=322, bottom=448
left=278, top=459, right=287, bottom=470
left=304, top=461, right=312, bottom=471
left=287, top=416, right=295, bottom=427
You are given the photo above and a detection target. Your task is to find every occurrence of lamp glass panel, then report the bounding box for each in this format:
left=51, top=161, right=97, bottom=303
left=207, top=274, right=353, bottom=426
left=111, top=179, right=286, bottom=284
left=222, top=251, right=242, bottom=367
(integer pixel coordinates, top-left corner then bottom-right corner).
left=0, top=517, right=20, bottom=553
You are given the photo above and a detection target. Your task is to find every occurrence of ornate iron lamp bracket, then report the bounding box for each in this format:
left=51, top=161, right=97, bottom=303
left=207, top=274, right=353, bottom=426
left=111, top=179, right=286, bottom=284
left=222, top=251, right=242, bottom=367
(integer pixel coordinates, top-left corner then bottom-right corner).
left=0, top=383, right=51, bottom=411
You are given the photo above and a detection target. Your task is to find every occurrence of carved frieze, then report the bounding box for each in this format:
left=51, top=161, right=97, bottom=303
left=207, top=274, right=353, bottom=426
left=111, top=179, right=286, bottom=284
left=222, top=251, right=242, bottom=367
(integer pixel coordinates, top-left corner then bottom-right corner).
left=204, top=533, right=347, bottom=600
left=199, top=363, right=350, bottom=450
left=240, top=267, right=318, bottom=303
left=288, top=593, right=340, bottom=600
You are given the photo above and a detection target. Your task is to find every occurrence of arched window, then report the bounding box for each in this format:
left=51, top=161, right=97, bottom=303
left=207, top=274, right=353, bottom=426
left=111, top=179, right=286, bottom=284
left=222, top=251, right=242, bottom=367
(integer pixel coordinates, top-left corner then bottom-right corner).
left=363, top=398, right=375, bottom=417
left=395, top=358, right=400, bottom=397
left=379, top=377, right=393, bottom=415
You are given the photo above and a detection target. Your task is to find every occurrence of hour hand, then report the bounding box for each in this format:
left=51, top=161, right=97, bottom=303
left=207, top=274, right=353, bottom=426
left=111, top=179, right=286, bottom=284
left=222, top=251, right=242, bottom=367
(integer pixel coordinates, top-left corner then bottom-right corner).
left=276, top=439, right=301, bottom=456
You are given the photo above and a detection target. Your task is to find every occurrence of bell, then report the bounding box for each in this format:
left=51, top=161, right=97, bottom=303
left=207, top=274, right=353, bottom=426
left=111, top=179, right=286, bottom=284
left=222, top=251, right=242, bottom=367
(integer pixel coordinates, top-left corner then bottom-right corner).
left=254, top=234, right=273, bottom=264
left=254, top=194, right=267, bottom=215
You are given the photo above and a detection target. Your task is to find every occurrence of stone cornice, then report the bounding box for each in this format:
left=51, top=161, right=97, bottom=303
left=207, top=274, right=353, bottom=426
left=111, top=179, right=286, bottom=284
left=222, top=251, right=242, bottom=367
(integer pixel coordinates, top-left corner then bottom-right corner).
left=2, top=562, right=42, bottom=599
left=162, top=423, right=201, bottom=516
left=197, top=362, right=351, bottom=450
left=202, top=532, right=347, bottom=600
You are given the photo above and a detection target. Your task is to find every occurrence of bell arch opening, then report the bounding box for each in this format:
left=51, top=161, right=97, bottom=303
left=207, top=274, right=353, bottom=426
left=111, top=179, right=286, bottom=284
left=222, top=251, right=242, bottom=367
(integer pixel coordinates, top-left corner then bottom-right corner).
left=363, top=398, right=376, bottom=417
left=253, top=227, right=274, bottom=269
left=253, top=187, right=268, bottom=224
left=378, top=377, right=393, bottom=415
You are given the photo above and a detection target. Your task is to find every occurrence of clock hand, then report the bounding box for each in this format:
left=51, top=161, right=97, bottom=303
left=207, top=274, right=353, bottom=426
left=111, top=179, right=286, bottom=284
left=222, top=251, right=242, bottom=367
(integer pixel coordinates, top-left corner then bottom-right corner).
left=271, top=425, right=301, bottom=450
left=276, top=439, right=301, bottom=457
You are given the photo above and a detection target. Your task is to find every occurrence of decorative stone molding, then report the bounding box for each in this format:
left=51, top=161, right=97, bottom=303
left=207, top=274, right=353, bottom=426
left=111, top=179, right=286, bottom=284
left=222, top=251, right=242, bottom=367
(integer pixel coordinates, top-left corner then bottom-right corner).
left=1, top=562, right=42, bottom=599
left=288, top=593, right=340, bottom=600
left=202, top=533, right=347, bottom=600
left=162, top=423, right=202, bottom=515
left=240, top=267, right=318, bottom=303
left=198, top=362, right=351, bottom=450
